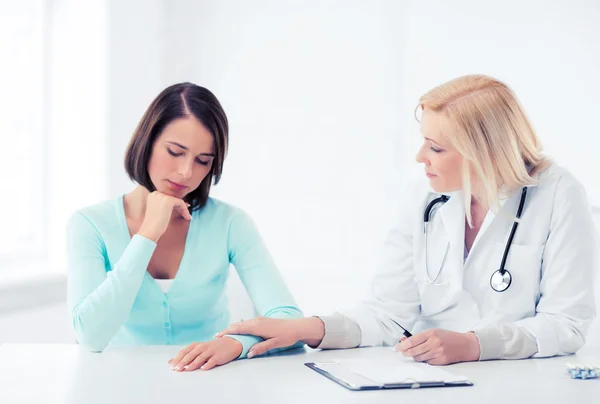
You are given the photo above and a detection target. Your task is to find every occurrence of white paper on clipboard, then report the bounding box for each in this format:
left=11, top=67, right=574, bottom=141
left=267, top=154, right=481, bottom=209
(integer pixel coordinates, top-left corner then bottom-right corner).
left=316, top=356, right=469, bottom=386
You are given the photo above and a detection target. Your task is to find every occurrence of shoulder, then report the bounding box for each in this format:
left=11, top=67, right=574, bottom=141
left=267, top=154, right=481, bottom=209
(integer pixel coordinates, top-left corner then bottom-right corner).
left=535, top=163, right=588, bottom=200
left=67, top=197, right=122, bottom=236
left=200, top=197, right=251, bottom=223
left=199, top=198, right=259, bottom=240
left=395, top=178, right=442, bottom=219
left=532, top=164, right=594, bottom=223
left=202, top=199, right=263, bottom=250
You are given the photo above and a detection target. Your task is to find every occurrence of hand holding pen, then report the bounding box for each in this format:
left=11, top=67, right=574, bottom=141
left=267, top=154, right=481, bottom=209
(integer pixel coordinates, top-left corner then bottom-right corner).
left=391, top=319, right=480, bottom=365
left=390, top=318, right=413, bottom=341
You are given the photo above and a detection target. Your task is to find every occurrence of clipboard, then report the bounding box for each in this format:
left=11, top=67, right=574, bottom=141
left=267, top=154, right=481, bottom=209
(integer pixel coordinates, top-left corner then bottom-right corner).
left=305, top=361, right=473, bottom=391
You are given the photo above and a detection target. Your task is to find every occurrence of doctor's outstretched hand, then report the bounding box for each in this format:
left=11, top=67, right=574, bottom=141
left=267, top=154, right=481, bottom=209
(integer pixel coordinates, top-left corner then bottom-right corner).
left=215, top=317, right=325, bottom=358
left=395, top=329, right=480, bottom=365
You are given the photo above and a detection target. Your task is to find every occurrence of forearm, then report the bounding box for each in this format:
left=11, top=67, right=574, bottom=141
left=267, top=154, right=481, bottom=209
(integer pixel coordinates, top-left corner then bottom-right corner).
left=474, top=323, right=539, bottom=360
left=68, top=235, right=156, bottom=351
left=307, top=315, right=361, bottom=349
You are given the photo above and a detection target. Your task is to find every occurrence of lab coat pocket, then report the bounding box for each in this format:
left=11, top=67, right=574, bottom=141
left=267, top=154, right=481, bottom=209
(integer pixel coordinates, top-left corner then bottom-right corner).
left=487, top=243, right=544, bottom=315
left=415, top=241, right=456, bottom=316
left=417, top=281, right=455, bottom=317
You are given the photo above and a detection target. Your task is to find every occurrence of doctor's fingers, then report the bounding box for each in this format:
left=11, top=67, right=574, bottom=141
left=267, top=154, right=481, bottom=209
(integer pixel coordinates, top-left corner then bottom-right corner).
left=398, top=339, right=435, bottom=358
left=396, top=331, right=431, bottom=353
left=247, top=338, right=285, bottom=358
left=215, top=319, right=258, bottom=338
left=412, top=347, right=442, bottom=363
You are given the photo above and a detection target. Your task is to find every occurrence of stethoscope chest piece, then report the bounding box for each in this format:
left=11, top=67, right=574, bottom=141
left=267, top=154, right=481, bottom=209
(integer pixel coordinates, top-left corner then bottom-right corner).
left=490, top=269, right=512, bottom=292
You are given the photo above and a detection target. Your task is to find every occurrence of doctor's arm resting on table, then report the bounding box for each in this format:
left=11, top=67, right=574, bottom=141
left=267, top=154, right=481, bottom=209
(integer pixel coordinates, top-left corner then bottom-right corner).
left=67, top=82, right=302, bottom=371
left=216, top=74, right=598, bottom=364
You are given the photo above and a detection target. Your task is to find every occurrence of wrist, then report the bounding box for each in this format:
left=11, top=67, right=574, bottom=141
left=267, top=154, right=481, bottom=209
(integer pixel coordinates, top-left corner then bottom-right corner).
left=464, top=331, right=481, bottom=362
left=136, top=226, right=160, bottom=242
left=223, top=336, right=243, bottom=357
left=297, top=317, right=325, bottom=347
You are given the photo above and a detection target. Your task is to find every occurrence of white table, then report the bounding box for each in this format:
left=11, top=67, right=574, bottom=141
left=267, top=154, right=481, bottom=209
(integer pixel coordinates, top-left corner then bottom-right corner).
left=0, top=343, right=597, bottom=404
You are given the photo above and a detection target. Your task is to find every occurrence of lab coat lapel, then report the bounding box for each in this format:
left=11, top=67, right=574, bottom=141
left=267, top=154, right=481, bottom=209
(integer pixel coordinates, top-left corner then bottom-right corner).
left=465, top=185, right=536, bottom=266
left=438, top=191, right=466, bottom=254
left=465, top=197, right=508, bottom=263
left=436, top=191, right=466, bottom=277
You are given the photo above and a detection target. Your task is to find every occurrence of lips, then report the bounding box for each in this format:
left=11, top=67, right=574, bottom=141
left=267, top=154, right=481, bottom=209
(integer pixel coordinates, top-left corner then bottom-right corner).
left=167, top=180, right=187, bottom=190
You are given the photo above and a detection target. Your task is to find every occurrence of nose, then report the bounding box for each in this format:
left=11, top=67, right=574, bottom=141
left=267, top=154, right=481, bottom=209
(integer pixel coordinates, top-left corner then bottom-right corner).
left=177, top=158, right=194, bottom=180
left=415, top=143, right=428, bottom=165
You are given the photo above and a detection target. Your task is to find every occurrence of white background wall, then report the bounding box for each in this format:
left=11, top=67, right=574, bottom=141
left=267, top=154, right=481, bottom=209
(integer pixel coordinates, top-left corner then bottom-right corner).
left=122, top=0, right=597, bottom=316
left=104, top=0, right=409, bottom=315
left=3, top=1, right=599, bottom=327
left=398, top=0, right=600, bottom=195
left=46, top=0, right=108, bottom=273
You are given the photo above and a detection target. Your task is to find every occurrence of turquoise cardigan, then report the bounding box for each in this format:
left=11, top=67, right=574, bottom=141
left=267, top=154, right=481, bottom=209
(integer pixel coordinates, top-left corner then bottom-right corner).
left=66, top=196, right=303, bottom=357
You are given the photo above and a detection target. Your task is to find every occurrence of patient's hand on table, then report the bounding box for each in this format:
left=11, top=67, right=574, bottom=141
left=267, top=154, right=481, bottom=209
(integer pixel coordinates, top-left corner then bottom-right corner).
left=168, top=337, right=243, bottom=371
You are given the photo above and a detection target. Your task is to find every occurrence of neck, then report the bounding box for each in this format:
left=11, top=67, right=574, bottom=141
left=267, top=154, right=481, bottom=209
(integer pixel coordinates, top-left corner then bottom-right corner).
left=470, top=193, right=483, bottom=207
left=124, top=186, right=149, bottom=220
left=468, top=196, right=487, bottom=228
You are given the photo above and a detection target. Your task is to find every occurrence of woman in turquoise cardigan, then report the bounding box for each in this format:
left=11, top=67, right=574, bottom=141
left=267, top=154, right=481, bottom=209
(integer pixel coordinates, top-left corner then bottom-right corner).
left=66, top=82, right=303, bottom=371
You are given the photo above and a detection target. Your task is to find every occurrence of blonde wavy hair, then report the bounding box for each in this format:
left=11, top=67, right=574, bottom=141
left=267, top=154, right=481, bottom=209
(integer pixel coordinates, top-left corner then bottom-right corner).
left=416, top=74, right=551, bottom=226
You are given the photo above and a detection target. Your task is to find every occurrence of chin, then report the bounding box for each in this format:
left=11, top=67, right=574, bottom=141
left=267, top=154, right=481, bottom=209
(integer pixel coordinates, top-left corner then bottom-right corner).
left=429, top=179, right=449, bottom=194
left=165, top=189, right=184, bottom=198
left=155, top=185, right=186, bottom=198
left=430, top=182, right=461, bottom=194
left=429, top=178, right=442, bottom=192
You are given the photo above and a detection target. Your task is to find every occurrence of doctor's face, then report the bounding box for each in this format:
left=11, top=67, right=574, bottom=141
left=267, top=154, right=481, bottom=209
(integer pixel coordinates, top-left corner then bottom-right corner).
left=415, top=108, right=463, bottom=193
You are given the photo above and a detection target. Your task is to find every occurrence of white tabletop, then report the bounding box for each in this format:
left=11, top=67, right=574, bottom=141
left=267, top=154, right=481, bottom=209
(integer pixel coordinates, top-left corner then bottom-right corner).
left=0, top=343, right=597, bottom=404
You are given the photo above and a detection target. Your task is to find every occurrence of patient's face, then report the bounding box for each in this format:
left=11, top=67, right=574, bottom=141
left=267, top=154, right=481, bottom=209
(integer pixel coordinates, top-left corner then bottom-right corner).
left=147, top=116, right=215, bottom=198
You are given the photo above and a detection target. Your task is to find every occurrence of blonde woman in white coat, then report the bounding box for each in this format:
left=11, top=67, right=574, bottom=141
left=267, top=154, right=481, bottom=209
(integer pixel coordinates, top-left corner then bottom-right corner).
left=215, top=75, right=598, bottom=365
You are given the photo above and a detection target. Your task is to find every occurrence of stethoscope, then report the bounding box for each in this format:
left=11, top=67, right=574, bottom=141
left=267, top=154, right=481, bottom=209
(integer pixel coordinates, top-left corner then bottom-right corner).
left=422, top=187, right=528, bottom=292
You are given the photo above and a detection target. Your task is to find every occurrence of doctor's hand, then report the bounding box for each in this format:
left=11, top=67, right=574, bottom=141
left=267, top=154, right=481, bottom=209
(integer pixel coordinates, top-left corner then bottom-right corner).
left=394, top=329, right=480, bottom=365
left=215, top=317, right=325, bottom=357
left=168, top=337, right=242, bottom=372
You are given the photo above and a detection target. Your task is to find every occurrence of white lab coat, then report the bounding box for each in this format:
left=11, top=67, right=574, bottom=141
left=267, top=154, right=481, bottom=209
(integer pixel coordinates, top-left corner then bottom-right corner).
left=345, top=164, right=598, bottom=358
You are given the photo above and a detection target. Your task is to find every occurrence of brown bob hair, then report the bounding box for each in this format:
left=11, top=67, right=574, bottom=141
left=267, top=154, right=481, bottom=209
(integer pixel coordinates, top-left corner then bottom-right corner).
left=124, top=82, right=228, bottom=211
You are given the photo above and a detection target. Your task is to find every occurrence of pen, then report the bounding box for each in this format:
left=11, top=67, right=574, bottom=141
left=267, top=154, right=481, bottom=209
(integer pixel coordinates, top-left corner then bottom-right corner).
left=390, top=319, right=413, bottom=339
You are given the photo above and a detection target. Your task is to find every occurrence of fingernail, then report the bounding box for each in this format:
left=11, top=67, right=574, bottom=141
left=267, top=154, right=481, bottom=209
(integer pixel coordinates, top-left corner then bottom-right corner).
left=247, top=351, right=254, bottom=358
left=175, top=366, right=182, bottom=371
left=200, top=365, right=206, bottom=370
left=183, top=366, right=189, bottom=371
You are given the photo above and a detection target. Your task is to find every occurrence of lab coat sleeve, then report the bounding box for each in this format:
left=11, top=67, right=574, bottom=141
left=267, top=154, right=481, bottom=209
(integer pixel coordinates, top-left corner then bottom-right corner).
left=314, top=314, right=362, bottom=349
left=474, top=323, right=539, bottom=360
left=316, top=187, right=424, bottom=349
left=228, top=211, right=304, bottom=358
left=477, top=174, right=598, bottom=359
